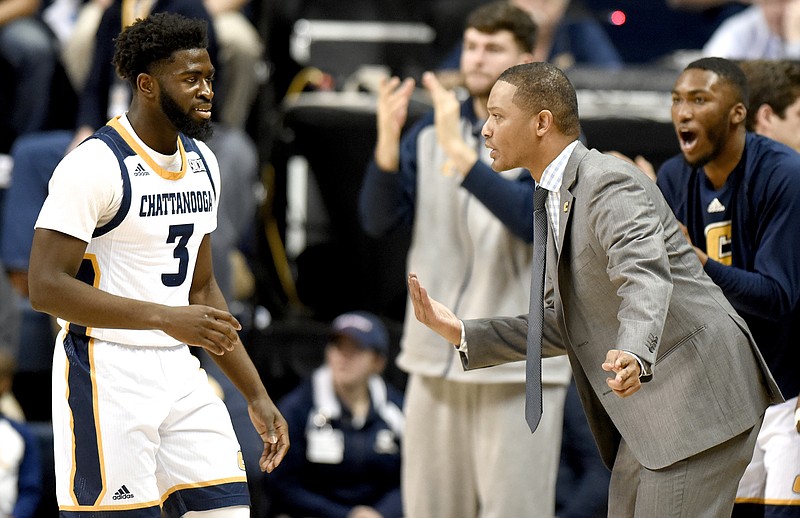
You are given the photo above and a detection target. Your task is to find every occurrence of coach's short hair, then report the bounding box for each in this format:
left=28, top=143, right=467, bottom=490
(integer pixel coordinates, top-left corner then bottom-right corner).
left=113, top=12, right=209, bottom=84
left=497, top=62, right=581, bottom=137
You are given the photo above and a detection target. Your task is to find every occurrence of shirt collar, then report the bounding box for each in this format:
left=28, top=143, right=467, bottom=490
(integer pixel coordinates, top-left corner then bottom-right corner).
left=538, top=140, right=579, bottom=193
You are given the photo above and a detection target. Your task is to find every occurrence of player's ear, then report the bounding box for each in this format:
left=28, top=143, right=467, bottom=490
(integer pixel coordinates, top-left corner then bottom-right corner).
left=730, top=102, right=747, bottom=126
left=136, top=73, right=157, bottom=99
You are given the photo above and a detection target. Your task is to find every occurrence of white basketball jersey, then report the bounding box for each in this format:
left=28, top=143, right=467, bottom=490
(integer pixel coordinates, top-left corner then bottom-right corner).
left=36, top=116, right=219, bottom=346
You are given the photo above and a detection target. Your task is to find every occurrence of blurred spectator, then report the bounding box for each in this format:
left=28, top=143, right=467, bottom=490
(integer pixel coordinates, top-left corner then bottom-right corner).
left=0, top=350, right=41, bottom=518
left=703, top=0, right=800, bottom=59
left=203, top=0, right=264, bottom=129
left=0, top=0, right=59, bottom=151
left=270, top=311, right=404, bottom=518
left=668, top=0, right=744, bottom=9
left=739, top=58, right=800, bottom=151
left=439, top=0, right=622, bottom=74
left=42, top=0, right=113, bottom=93
left=665, top=0, right=749, bottom=22
left=656, top=56, right=800, bottom=518
left=359, top=2, right=571, bottom=516
left=513, top=0, right=622, bottom=69
left=0, top=260, right=19, bottom=360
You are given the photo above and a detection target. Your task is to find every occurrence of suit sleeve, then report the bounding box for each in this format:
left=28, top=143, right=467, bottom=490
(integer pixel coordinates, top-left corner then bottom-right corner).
left=586, top=168, right=674, bottom=365
left=460, top=311, right=565, bottom=370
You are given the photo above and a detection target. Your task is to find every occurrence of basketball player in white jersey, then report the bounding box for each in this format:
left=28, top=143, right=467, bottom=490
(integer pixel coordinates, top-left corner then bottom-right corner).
left=27, top=12, right=288, bottom=517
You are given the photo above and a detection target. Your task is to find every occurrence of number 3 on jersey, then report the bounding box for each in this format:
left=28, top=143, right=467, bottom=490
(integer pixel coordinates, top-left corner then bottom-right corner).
left=162, top=223, right=194, bottom=286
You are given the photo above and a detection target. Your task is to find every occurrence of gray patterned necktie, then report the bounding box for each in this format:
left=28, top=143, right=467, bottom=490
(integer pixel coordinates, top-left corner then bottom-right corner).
left=526, top=186, right=548, bottom=432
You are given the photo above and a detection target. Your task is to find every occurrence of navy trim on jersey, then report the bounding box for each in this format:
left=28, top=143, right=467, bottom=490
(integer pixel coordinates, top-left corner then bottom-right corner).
left=63, top=331, right=104, bottom=506
left=162, top=481, right=249, bottom=516
left=68, top=256, right=97, bottom=337
left=179, top=133, right=216, bottom=199
left=91, top=126, right=134, bottom=238
left=86, top=127, right=216, bottom=239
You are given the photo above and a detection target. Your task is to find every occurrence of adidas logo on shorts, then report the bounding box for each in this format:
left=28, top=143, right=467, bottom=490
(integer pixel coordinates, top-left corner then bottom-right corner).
left=112, top=485, right=134, bottom=500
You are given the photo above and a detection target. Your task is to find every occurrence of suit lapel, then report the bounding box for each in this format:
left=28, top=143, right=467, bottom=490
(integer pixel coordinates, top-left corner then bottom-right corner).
left=556, top=143, right=587, bottom=262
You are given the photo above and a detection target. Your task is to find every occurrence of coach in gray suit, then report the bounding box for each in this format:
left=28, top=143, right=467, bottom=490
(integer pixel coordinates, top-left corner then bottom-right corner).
left=407, top=61, right=783, bottom=516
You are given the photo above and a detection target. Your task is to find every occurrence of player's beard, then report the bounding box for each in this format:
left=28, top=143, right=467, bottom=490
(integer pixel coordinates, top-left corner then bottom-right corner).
left=160, top=90, right=213, bottom=141
left=685, top=125, right=726, bottom=168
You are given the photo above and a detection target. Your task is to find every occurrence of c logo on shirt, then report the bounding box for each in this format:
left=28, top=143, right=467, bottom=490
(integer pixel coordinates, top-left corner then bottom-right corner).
left=704, top=221, right=732, bottom=266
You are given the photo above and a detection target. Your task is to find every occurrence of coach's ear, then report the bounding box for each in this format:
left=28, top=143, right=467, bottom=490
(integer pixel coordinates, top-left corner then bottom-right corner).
left=535, top=109, right=555, bottom=136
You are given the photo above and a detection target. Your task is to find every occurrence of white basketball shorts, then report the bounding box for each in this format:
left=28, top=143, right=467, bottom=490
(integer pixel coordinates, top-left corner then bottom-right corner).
left=52, top=329, right=249, bottom=516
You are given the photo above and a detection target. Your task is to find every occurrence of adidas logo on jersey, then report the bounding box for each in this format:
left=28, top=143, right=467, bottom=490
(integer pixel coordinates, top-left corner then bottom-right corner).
left=112, top=485, right=134, bottom=500
left=133, top=164, right=149, bottom=177
left=707, top=197, right=726, bottom=213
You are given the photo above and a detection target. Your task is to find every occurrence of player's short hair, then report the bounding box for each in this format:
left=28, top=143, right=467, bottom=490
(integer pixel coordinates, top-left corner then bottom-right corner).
left=738, top=59, right=800, bottom=131
left=684, top=57, right=749, bottom=109
left=113, top=12, right=209, bottom=84
left=466, top=1, right=538, bottom=53
left=497, top=62, right=581, bottom=137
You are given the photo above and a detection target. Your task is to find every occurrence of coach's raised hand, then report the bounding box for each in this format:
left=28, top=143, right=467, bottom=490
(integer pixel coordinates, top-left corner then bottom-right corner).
left=407, top=273, right=462, bottom=345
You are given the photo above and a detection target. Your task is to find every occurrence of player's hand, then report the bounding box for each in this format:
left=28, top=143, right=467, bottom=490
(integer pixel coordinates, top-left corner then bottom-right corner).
left=377, top=75, right=415, bottom=139
left=163, top=305, right=241, bottom=355
left=248, top=396, right=290, bottom=472
left=602, top=350, right=642, bottom=398
left=374, top=75, right=415, bottom=171
left=422, top=71, right=477, bottom=174
left=423, top=71, right=461, bottom=145
left=407, top=273, right=462, bottom=345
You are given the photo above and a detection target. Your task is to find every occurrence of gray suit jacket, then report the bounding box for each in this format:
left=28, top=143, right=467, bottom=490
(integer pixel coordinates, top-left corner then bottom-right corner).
left=462, top=143, right=782, bottom=470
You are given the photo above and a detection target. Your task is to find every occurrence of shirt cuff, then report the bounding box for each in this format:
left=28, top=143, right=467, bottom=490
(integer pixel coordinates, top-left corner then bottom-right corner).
left=457, top=321, right=467, bottom=353
left=621, top=350, right=653, bottom=382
